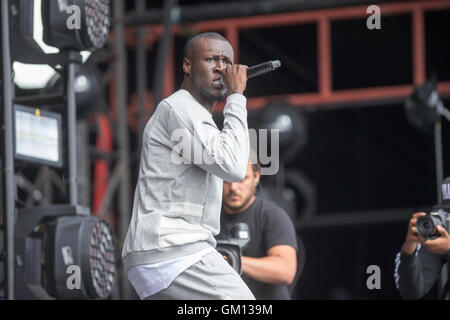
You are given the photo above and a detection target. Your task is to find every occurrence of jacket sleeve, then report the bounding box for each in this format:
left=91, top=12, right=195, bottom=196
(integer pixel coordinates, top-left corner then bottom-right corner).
left=166, top=93, right=249, bottom=182
left=394, top=245, right=444, bottom=299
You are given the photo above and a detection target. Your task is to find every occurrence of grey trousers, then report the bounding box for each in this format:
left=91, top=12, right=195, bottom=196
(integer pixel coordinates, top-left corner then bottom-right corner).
left=146, top=250, right=255, bottom=300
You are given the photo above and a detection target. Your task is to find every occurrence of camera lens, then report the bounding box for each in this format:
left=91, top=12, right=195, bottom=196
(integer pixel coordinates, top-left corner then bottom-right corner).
left=416, top=216, right=436, bottom=237
left=216, top=244, right=242, bottom=274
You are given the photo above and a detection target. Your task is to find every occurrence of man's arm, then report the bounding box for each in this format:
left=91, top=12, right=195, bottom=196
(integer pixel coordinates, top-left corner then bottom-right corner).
left=242, top=245, right=297, bottom=285
left=395, top=213, right=448, bottom=299
left=166, top=63, right=249, bottom=182
left=167, top=94, right=249, bottom=182
left=395, top=245, right=444, bottom=299
left=242, top=203, right=299, bottom=285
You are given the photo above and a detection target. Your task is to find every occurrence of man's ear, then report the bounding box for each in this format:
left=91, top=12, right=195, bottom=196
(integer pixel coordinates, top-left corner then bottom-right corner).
left=182, top=57, right=191, bottom=75
left=254, top=170, right=261, bottom=187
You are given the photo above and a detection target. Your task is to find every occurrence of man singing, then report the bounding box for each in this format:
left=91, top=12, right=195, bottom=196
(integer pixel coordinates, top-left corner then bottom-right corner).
left=122, top=32, right=255, bottom=300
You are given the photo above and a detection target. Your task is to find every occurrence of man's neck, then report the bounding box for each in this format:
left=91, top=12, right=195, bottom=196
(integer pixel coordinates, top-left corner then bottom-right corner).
left=181, top=81, right=216, bottom=113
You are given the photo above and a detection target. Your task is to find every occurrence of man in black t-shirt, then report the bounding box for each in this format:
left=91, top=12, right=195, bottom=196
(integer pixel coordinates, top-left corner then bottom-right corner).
left=218, top=159, right=299, bottom=300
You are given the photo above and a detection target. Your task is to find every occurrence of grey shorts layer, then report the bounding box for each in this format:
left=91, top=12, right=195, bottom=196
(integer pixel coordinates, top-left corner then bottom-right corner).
left=146, top=250, right=255, bottom=300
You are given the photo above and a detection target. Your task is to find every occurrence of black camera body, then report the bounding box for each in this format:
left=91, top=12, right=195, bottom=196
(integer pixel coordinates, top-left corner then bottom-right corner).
left=216, top=223, right=250, bottom=275
left=416, top=209, right=450, bottom=240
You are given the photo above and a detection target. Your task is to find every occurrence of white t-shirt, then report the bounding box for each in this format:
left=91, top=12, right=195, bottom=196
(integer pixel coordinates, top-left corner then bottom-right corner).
left=126, top=247, right=215, bottom=299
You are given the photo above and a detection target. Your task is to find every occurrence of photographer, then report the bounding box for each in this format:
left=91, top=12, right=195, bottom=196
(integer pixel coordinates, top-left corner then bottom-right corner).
left=395, top=206, right=450, bottom=299
left=218, top=154, right=299, bottom=300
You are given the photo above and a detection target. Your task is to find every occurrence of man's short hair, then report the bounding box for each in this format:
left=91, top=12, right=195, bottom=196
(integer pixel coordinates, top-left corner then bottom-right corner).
left=184, top=32, right=229, bottom=58
left=249, top=149, right=261, bottom=174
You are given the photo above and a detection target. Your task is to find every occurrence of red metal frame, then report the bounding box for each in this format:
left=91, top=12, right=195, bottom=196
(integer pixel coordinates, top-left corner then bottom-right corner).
left=120, top=0, right=450, bottom=111
left=91, top=114, right=113, bottom=220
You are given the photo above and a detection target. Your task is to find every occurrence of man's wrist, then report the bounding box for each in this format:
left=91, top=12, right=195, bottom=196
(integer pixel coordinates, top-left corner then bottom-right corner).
left=401, top=240, right=418, bottom=256
left=227, top=92, right=245, bottom=99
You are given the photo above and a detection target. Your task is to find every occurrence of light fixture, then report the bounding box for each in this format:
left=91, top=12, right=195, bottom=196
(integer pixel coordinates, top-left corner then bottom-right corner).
left=257, top=168, right=317, bottom=225
left=405, top=81, right=450, bottom=203
left=45, top=216, right=116, bottom=299
left=46, top=63, right=103, bottom=118
left=11, top=0, right=93, bottom=89
left=42, top=0, right=111, bottom=51
left=404, top=81, right=442, bottom=133
left=258, top=102, right=308, bottom=163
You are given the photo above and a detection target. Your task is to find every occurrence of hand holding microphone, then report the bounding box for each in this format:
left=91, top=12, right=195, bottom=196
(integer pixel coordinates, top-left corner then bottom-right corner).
left=220, top=59, right=281, bottom=96
left=221, top=64, right=249, bottom=95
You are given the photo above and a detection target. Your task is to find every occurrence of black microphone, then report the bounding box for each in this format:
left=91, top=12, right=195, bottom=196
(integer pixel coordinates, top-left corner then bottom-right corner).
left=247, top=60, right=281, bottom=79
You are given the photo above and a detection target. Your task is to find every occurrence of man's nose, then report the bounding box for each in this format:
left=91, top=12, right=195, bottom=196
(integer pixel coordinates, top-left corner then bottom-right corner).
left=229, top=182, right=240, bottom=191
left=214, top=60, right=225, bottom=72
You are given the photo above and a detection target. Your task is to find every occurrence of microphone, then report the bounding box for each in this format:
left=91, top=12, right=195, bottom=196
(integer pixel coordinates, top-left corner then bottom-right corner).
left=247, top=60, right=281, bottom=79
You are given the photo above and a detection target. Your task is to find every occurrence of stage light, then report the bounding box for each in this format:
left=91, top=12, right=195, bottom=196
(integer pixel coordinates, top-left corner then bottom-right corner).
left=405, top=81, right=450, bottom=203
left=86, top=219, right=116, bottom=299
left=257, top=102, right=308, bottom=162
left=258, top=171, right=316, bottom=223
left=45, top=216, right=116, bottom=299
left=42, top=0, right=111, bottom=51
left=46, top=63, right=102, bottom=117
left=404, top=81, right=442, bottom=133
left=72, top=65, right=102, bottom=113
left=11, top=0, right=92, bottom=89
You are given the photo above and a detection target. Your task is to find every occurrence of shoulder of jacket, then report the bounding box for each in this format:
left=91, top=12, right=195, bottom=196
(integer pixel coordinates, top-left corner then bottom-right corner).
left=164, top=90, right=187, bottom=106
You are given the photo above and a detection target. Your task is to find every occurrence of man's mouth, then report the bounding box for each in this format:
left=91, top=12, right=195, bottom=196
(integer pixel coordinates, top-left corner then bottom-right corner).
left=228, top=194, right=240, bottom=201
left=212, top=78, right=224, bottom=89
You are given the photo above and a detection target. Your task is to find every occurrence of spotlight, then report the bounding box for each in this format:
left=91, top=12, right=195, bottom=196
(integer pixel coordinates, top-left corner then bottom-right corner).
left=405, top=81, right=450, bottom=203
left=42, top=0, right=111, bottom=51
left=258, top=102, right=308, bottom=162
left=86, top=219, right=116, bottom=299
left=45, top=216, right=116, bottom=299
left=405, top=81, right=442, bottom=133
left=46, top=64, right=102, bottom=117
left=257, top=169, right=316, bottom=224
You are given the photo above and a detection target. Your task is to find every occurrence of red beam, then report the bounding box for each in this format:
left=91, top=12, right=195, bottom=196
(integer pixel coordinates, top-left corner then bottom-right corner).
left=163, top=39, right=175, bottom=99
left=412, top=8, right=426, bottom=85
left=92, top=115, right=113, bottom=216
left=318, top=17, right=332, bottom=98
left=162, top=0, right=450, bottom=32
left=124, top=1, right=450, bottom=45
left=225, top=26, right=239, bottom=64
left=241, top=81, right=450, bottom=110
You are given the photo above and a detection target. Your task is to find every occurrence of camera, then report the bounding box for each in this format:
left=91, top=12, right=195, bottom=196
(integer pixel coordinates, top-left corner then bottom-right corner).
left=416, top=176, right=450, bottom=240
left=416, top=209, right=450, bottom=240
left=215, top=223, right=250, bottom=275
